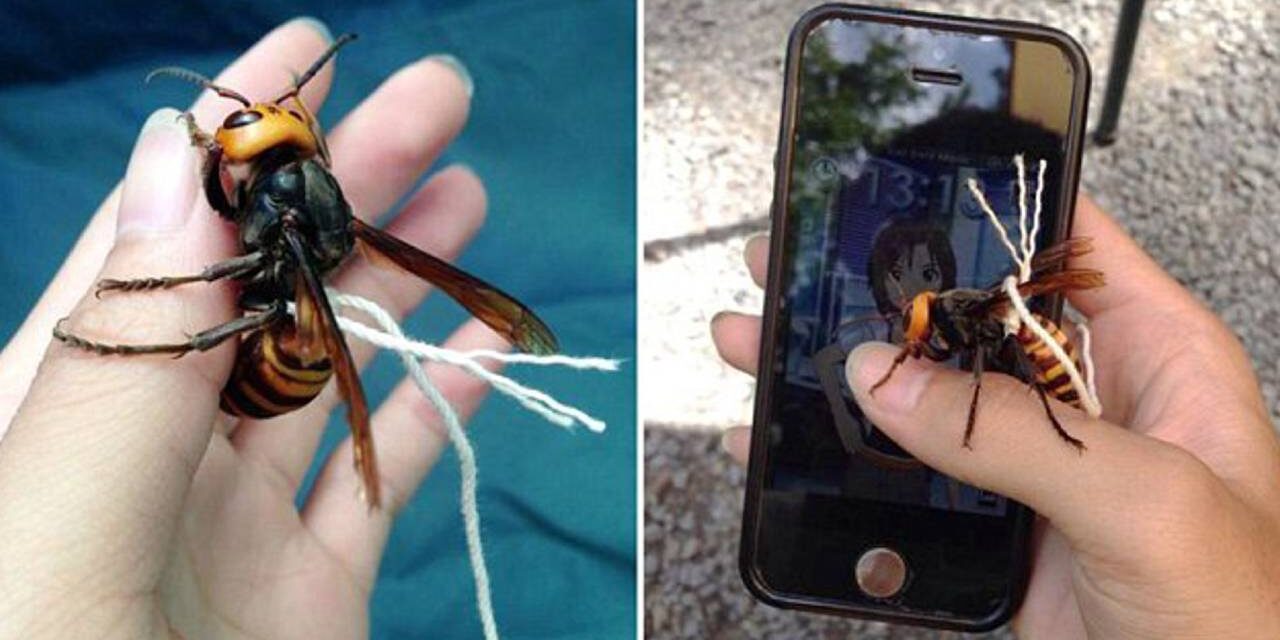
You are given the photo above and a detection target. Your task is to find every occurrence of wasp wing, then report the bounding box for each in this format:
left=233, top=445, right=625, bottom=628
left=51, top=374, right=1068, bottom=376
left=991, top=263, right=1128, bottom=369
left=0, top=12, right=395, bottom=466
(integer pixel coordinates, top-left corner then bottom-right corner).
left=981, top=268, right=1106, bottom=315
left=1015, top=269, right=1106, bottom=298
left=284, top=227, right=381, bottom=509
left=350, top=218, right=559, bottom=355
left=1029, top=237, right=1093, bottom=276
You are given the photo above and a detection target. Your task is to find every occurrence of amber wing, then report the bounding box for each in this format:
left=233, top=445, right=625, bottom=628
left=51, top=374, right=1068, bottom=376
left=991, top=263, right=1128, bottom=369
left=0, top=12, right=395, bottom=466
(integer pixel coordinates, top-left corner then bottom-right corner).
left=1029, top=237, right=1093, bottom=275
left=351, top=218, right=559, bottom=355
left=982, top=236, right=1105, bottom=310
left=284, top=227, right=381, bottom=509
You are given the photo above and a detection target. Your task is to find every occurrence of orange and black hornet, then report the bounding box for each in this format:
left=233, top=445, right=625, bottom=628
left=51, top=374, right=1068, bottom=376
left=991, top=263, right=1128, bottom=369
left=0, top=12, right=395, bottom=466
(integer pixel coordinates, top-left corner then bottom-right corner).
left=869, top=237, right=1104, bottom=449
left=54, top=34, right=558, bottom=509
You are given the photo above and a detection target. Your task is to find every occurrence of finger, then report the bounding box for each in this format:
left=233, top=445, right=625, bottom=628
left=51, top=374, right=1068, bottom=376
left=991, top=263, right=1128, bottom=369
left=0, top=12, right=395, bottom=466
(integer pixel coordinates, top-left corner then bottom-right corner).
left=720, top=425, right=751, bottom=466
left=0, top=110, right=234, bottom=583
left=845, top=341, right=1196, bottom=548
left=1066, top=194, right=1201, bottom=317
left=1067, top=197, right=1272, bottom=475
left=0, top=19, right=335, bottom=430
left=744, top=233, right=769, bottom=288
left=1014, top=522, right=1087, bottom=638
left=231, top=166, right=486, bottom=489
left=303, top=318, right=507, bottom=587
left=0, top=188, right=120, bottom=432
left=327, top=55, right=473, bottom=221
left=710, top=311, right=761, bottom=376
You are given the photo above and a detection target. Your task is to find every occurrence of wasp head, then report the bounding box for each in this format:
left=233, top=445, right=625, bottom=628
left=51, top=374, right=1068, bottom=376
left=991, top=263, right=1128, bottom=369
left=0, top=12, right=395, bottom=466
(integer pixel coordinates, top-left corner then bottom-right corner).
left=902, top=291, right=938, bottom=342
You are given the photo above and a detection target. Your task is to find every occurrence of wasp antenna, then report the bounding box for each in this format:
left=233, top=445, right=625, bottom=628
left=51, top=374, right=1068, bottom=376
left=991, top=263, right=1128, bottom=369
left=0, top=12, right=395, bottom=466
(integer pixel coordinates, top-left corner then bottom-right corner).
left=275, top=33, right=358, bottom=103
left=146, top=66, right=251, bottom=107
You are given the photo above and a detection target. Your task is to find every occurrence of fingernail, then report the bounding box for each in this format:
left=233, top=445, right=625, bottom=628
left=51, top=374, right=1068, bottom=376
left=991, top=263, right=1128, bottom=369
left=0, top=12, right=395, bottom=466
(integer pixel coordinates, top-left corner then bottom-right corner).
left=426, top=54, right=474, bottom=98
left=846, top=342, right=931, bottom=414
left=294, top=16, right=333, bottom=43
left=720, top=427, right=743, bottom=455
left=116, top=108, right=198, bottom=237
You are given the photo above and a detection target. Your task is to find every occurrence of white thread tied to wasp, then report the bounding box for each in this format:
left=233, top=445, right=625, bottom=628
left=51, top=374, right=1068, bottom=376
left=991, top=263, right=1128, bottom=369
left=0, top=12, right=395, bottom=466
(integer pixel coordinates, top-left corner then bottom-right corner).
left=289, top=291, right=619, bottom=640
left=965, top=155, right=1102, bottom=418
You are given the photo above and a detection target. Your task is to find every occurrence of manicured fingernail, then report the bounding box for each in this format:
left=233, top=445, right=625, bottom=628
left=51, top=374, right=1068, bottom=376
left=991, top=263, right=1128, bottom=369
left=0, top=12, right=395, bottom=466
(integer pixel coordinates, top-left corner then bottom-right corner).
left=294, top=16, right=333, bottom=43
left=116, top=108, right=198, bottom=237
left=426, top=54, right=474, bottom=98
left=846, top=342, right=931, bottom=414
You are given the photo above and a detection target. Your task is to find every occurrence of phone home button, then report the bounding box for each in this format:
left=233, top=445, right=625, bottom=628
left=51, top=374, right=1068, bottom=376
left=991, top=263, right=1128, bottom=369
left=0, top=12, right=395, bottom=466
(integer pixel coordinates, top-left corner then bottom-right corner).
left=855, top=547, right=907, bottom=598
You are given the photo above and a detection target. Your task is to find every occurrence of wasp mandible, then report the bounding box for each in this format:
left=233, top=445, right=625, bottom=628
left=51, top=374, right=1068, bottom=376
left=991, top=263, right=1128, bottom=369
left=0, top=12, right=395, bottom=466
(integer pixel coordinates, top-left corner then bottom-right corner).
left=54, top=34, right=558, bottom=509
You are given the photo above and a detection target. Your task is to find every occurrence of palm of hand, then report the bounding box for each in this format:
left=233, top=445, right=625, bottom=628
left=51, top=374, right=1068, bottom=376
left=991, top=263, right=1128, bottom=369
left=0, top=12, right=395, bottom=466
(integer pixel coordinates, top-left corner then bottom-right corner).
left=1021, top=281, right=1272, bottom=638
left=0, top=20, right=503, bottom=639
left=162, top=437, right=368, bottom=639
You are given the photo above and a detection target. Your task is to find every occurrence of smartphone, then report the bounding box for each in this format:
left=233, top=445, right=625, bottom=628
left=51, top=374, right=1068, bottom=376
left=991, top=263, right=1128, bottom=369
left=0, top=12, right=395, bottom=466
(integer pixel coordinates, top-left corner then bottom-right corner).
left=741, top=4, right=1090, bottom=630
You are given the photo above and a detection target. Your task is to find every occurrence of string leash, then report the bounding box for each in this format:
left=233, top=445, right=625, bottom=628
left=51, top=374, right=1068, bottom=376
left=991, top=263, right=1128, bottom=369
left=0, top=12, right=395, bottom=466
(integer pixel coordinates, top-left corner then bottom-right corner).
left=966, top=156, right=1103, bottom=417
left=290, top=291, right=618, bottom=640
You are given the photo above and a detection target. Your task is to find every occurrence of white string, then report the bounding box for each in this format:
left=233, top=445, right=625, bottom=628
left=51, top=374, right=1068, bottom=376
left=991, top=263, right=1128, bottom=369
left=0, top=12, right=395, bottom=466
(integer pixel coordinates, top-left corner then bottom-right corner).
left=1014, top=155, right=1030, bottom=260
left=1076, top=322, right=1099, bottom=405
left=970, top=158, right=1102, bottom=417
left=327, top=294, right=615, bottom=433
left=288, top=291, right=614, bottom=640
left=1030, top=159, right=1046, bottom=259
left=1064, top=303, right=1100, bottom=406
left=1002, top=277, right=1102, bottom=416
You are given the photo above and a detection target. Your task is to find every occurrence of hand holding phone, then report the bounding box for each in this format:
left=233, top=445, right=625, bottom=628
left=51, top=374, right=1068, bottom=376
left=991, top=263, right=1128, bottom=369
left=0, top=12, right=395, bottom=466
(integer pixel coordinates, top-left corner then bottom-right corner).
left=715, top=195, right=1280, bottom=637
left=740, top=5, right=1091, bottom=628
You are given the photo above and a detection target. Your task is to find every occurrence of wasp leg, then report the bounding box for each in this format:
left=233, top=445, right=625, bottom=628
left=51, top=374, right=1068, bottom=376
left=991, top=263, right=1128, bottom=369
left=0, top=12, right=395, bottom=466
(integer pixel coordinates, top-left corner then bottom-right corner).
left=1032, top=382, right=1086, bottom=451
left=179, top=112, right=214, bottom=146
left=178, top=112, right=236, bottom=218
left=53, top=303, right=284, bottom=357
left=963, top=347, right=985, bottom=449
left=869, top=341, right=920, bottom=395
left=96, top=252, right=265, bottom=298
left=1011, top=341, right=1086, bottom=451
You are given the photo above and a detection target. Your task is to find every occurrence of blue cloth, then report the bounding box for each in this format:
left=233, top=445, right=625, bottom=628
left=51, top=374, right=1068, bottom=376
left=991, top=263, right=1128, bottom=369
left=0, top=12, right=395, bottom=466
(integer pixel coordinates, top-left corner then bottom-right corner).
left=0, top=2, right=635, bottom=638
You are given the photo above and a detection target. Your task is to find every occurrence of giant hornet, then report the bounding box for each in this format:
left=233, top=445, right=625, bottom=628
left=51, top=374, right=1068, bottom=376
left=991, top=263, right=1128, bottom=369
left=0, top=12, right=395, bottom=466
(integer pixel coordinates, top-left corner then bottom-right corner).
left=869, top=237, right=1104, bottom=449
left=53, top=34, right=558, bottom=509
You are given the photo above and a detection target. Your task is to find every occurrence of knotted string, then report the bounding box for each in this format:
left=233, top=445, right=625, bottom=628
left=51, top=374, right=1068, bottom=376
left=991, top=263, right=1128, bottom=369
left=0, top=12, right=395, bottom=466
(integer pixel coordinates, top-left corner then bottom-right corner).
left=966, top=156, right=1102, bottom=417
left=291, top=291, right=617, bottom=640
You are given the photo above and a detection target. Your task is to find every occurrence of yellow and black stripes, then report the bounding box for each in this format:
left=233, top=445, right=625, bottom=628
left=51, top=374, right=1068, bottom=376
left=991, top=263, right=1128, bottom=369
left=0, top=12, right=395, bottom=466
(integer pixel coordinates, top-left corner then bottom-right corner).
left=220, top=328, right=331, bottom=419
left=1015, top=314, right=1082, bottom=408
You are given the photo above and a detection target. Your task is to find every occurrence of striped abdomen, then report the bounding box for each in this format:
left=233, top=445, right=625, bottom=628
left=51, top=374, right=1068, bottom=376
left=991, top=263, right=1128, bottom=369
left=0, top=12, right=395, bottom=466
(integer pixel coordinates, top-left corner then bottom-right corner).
left=1015, top=314, right=1082, bottom=408
left=220, top=325, right=332, bottom=418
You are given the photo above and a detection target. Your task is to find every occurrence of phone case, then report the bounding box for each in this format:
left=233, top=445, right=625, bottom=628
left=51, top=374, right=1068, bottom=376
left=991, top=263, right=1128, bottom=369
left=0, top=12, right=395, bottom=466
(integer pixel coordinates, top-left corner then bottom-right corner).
left=740, top=3, right=1091, bottom=630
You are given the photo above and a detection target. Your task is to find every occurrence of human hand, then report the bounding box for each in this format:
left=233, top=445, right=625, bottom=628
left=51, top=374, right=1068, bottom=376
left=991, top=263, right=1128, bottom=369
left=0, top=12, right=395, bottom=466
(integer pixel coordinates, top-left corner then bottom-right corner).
left=712, top=196, right=1280, bottom=638
left=0, top=19, right=503, bottom=639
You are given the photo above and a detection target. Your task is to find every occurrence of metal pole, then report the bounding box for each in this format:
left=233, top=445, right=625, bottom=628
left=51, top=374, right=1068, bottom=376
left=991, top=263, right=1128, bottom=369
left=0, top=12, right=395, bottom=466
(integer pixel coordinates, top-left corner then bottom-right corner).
left=1093, top=0, right=1147, bottom=146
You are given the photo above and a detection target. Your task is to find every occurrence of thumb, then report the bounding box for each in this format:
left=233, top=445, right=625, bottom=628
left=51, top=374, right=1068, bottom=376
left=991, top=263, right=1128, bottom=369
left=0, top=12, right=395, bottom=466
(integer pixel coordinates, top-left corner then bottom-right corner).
left=0, top=108, right=237, bottom=585
left=845, top=341, right=1186, bottom=547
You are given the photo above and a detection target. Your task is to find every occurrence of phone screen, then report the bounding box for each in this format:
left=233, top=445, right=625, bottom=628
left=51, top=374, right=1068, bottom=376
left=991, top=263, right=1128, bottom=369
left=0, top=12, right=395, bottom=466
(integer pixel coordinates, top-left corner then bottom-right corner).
left=750, top=11, right=1085, bottom=624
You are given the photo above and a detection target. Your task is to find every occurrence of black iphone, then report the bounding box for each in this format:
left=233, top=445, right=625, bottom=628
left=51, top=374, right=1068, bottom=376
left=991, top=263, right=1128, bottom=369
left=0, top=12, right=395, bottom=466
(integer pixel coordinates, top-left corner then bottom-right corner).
left=741, top=4, right=1090, bottom=630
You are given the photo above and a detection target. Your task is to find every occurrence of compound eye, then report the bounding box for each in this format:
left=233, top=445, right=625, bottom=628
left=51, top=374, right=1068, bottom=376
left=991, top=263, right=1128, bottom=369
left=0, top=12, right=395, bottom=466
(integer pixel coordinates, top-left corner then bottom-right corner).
left=223, top=110, right=263, bottom=129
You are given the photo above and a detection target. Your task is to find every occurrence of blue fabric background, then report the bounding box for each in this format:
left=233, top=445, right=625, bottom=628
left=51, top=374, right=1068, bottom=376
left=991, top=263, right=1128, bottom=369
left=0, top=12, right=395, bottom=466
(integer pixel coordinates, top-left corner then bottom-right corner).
left=0, top=1, right=635, bottom=638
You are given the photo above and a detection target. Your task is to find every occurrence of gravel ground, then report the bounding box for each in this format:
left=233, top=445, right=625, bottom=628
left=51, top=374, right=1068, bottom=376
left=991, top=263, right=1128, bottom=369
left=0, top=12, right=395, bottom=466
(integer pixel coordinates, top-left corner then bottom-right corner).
left=643, top=0, right=1280, bottom=637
